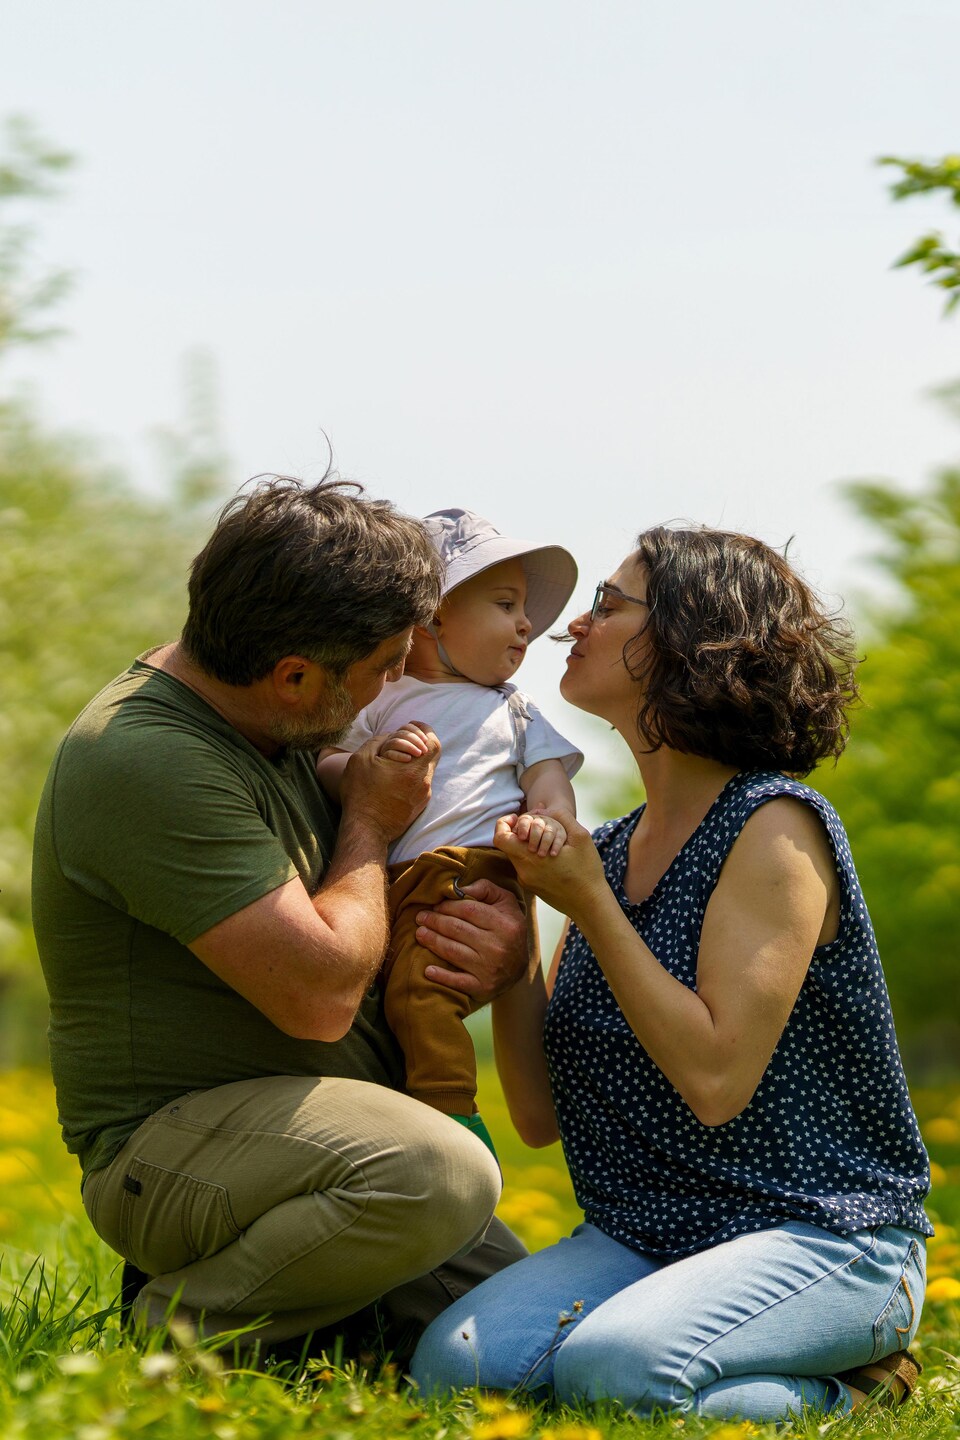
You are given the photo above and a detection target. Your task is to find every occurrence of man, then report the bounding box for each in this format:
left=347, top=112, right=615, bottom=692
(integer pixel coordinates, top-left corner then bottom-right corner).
left=32, top=475, right=529, bottom=1351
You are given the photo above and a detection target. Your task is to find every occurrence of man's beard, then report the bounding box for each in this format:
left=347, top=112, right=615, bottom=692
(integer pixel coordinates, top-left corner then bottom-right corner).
left=269, top=674, right=358, bottom=752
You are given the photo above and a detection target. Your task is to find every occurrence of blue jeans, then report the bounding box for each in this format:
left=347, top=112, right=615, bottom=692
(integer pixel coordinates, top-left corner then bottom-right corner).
left=410, top=1220, right=926, bottom=1421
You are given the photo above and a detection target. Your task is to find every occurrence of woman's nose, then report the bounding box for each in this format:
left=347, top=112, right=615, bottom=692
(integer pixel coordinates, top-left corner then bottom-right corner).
left=568, top=612, right=590, bottom=636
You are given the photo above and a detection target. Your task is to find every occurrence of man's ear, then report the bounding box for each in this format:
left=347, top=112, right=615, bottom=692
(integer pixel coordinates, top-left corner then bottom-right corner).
left=271, top=656, right=323, bottom=706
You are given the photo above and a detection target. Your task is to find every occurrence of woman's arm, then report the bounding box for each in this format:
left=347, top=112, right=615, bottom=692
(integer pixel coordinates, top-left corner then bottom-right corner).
left=491, top=912, right=567, bottom=1147
left=495, top=800, right=837, bottom=1127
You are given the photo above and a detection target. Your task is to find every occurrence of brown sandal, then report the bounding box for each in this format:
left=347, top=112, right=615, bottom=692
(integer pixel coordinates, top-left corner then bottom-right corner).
left=836, top=1349, right=922, bottom=1406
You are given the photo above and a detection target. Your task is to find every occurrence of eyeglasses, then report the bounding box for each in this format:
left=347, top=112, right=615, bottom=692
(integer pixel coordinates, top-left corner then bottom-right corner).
left=589, top=581, right=650, bottom=623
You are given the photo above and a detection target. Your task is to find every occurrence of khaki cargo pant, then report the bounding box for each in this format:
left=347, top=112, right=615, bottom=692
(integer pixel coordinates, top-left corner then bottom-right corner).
left=81, top=1073, right=525, bottom=1347
left=384, top=845, right=526, bottom=1117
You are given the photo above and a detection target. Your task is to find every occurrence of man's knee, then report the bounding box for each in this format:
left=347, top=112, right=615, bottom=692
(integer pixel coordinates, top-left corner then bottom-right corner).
left=395, top=1113, right=502, bottom=1259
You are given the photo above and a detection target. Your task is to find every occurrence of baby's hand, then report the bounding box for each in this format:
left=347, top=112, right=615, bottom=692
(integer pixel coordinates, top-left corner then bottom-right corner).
left=377, top=721, right=435, bottom=764
left=513, top=808, right=567, bottom=858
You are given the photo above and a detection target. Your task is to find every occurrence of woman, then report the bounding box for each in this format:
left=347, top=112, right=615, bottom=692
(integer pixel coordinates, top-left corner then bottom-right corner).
left=410, top=526, right=931, bottom=1421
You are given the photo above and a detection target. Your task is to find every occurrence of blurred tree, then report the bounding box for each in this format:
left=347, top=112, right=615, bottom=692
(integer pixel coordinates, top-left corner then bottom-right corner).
left=817, top=455, right=960, bottom=1072
left=0, top=121, right=228, bottom=1061
left=0, top=115, right=74, bottom=354
left=816, top=154, right=960, bottom=1070
left=881, top=153, right=960, bottom=314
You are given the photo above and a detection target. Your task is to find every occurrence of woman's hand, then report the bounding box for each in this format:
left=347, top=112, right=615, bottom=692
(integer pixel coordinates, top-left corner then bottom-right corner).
left=493, top=807, right=607, bottom=921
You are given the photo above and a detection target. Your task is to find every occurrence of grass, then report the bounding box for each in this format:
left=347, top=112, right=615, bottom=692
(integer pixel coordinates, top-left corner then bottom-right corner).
left=1, top=1066, right=959, bottom=1438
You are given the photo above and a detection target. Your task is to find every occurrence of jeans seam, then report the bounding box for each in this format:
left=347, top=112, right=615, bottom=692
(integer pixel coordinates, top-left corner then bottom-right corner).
left=896, top=1274, right=917, bottom=1344
left=673, top=1230, right=879, bottom=1408
left=874, top=1237, right=922, bottom=1356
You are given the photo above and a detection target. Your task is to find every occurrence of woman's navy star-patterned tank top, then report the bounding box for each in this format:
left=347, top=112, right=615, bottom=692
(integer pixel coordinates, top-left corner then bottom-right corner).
left=543, top=770, right=932, bottom=1258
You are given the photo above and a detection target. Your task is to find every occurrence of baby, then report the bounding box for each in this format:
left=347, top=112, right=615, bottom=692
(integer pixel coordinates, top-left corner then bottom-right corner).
left=318, top=509, right=581, bottom=1156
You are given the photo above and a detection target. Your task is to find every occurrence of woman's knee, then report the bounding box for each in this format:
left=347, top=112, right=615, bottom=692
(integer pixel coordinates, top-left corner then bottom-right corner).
left=411, top=1308, right=487, bottom=1395
left=410, top=1259, right=562, bottom=1398
left=554, top=1309, right=680, bottom=1411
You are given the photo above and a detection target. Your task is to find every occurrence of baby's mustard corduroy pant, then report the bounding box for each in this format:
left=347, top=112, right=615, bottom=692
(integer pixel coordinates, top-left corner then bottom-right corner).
left=384, top=845, right=527, bottom=1117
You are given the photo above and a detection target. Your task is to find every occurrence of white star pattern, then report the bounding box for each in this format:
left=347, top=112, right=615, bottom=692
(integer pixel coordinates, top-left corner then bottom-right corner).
left=543, top=770, right=933, bottom=1259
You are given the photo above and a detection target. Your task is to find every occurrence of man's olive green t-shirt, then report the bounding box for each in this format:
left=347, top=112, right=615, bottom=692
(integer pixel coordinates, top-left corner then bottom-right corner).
left=32, top=658, right=403, bottom=1180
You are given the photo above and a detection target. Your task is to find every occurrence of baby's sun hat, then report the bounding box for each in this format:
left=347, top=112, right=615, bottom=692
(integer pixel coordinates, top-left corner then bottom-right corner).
left=424, top=508, right=577, bottom=641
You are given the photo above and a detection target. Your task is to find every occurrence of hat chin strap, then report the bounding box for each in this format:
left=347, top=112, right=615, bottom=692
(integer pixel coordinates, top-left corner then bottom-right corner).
left=426, top=621, right=469, bottom=681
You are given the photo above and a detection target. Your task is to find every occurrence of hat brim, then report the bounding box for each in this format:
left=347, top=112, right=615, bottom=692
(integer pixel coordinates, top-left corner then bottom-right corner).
left=443, top=538, right=578, bottom=641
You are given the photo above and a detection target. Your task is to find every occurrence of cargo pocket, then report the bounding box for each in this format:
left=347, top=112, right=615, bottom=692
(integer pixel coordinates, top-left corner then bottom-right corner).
left=118, top=1155, right=241, bottom=1278
left=870, top=1236, right=925, bottom=1362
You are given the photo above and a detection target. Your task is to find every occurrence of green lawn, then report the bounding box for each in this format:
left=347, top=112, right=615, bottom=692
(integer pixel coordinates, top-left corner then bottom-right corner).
left=1, top=1066, right=959, bottom=1438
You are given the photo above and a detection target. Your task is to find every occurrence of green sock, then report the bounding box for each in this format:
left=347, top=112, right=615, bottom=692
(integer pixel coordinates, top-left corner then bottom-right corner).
left=451, top=1111, right=498, bottom=1162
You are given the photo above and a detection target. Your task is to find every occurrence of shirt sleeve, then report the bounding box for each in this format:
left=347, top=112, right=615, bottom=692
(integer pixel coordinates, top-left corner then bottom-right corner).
left=51, top=727, right=304, bottom=946
left=514, top=694, right=584, bottom=779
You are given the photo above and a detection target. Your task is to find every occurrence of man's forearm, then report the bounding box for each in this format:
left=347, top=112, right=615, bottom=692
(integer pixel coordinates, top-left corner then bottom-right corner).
left=310, top=809, right=393, bottom=999
left=189, top=814, right=394, bottom=1044
left=191, top=736, right=438, bottom=1043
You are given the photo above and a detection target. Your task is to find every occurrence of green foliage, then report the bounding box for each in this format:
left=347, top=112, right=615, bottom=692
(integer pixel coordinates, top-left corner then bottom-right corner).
left=0, top=1259, right=114, bottom=1377
left=881, top=154, right=960, bottom=314
left=0, top=116, right=74, bottom=353
left=817, top=464, right=960, bottom=1069
left=2, top=1066, right=960, bottom=1437
left=0, top=406, right=201, bottom=980
left=0, top=120, right=227, bottom=1040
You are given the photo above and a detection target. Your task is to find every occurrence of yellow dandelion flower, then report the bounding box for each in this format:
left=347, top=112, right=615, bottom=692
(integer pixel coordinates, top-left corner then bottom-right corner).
left=497, top=1189, right=560, bottom=1219
left=474, top=1397, right=508, bottom=1415
left=473, top=1413, right=532, bottom=1439
left=923, top=1117, right=960, bottom=1146
left=929, top=1161, right=948, bottom=1188
left=926, top=1276, right=960, bottom=1303
left=0, top=1154, right=33, bottom=1185
left=0, top=1110, right=39, bottom=1142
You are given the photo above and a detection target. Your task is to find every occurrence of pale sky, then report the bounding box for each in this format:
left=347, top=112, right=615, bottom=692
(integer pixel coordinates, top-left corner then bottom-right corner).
left=4, top=0, right=960, bottom=807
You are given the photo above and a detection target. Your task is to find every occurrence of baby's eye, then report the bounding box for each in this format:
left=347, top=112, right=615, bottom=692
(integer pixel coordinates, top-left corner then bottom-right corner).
left=497, top=600, right=515, bottom=611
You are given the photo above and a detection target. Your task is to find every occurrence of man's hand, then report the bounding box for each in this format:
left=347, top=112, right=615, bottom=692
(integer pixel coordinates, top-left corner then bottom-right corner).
left=414, top=876, right=528, bottom=1004
left=339, top=724, right=440, bottom=844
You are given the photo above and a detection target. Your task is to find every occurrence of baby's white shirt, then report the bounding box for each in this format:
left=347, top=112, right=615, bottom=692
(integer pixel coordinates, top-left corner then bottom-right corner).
left=340, top=675, right=583, bottom=865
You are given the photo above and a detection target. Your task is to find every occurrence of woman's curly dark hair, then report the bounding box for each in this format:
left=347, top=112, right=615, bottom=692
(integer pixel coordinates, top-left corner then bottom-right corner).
left=625, top=526, right=860, bottom=775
